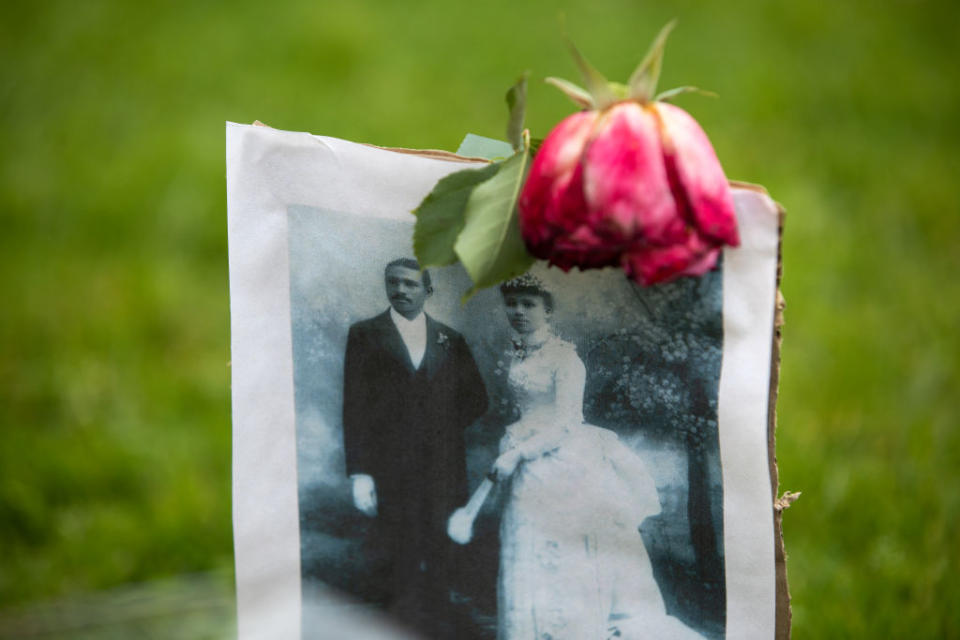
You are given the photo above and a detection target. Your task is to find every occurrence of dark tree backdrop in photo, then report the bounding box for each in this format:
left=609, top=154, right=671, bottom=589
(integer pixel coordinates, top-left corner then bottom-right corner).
left=583, top=268, right=725, bottom=636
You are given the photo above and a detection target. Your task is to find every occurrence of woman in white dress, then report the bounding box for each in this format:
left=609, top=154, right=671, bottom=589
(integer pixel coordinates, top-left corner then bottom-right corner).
left=490, top=274, right=703, bottom=640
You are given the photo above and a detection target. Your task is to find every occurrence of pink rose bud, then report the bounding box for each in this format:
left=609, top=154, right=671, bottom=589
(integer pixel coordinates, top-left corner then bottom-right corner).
left=518, top=26, right=740, bottom=286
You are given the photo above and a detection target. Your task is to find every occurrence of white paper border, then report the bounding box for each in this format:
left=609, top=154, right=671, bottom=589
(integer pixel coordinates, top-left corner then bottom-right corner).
left=719, top=190, right=779, bottom=637
left=227, top=122, right=779, bottom=639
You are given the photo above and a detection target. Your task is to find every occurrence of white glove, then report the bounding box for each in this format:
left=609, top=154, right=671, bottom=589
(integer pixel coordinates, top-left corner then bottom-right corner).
left=351, top=474, right=377, bottom=517
left=447, top=508, right=474, bottom=545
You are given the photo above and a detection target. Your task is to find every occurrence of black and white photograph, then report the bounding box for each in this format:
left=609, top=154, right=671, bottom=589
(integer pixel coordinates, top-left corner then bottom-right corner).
left=288, top=206, right=727, bottom=639
left=227, top=124, right=780, bottom=640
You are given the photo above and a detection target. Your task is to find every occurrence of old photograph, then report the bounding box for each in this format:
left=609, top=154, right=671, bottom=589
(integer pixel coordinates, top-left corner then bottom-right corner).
left=288, top=204, right=726, bottom=639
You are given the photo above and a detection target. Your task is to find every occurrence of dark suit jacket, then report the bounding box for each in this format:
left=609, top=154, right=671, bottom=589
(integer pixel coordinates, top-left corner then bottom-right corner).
left=342, top=310, right=488, bottom=558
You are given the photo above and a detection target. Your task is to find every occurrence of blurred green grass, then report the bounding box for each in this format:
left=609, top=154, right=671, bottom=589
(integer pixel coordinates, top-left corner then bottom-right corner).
left=1, top=0, right=958, bottom=636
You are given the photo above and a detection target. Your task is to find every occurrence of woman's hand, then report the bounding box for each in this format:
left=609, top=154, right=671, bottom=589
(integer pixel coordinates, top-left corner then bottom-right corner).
left=491, top=449, right=523, bottom=481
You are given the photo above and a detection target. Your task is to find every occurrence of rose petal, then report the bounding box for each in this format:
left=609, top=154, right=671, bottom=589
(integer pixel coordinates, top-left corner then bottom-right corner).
left=622, top=230, right=720, bottom=285
left=654, top=102, right=739, bottom=247
left=518, top=110, right=596, bottom=252
left=549, top=224, right=622, bottom=270
left=582, top=102, right=681, bottom=245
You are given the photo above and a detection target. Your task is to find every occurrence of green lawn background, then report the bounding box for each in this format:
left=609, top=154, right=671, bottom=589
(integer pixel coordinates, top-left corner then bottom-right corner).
left=1, top=0, right=958, bottom=637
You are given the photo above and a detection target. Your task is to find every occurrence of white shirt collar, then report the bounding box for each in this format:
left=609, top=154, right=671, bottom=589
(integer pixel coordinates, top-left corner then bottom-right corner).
left=389, top=307, right=428, bottom=369
left=389, top=307, right=426, bottom=330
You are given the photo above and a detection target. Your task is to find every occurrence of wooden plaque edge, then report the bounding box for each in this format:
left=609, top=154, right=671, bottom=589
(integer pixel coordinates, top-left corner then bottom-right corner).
left=768, top=204, right=791, bottom=640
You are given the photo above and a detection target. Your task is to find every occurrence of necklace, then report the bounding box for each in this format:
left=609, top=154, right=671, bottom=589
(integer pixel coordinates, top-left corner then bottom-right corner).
left=512, top=329, right=551, bottom=361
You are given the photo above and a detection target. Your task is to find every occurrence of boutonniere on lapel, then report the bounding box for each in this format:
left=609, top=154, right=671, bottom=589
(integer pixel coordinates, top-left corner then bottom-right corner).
left=436, top=332, right=450, bottom=350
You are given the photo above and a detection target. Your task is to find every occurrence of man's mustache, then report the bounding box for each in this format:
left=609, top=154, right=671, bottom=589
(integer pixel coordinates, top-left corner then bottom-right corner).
left=391, top=294, right=411, bottom=302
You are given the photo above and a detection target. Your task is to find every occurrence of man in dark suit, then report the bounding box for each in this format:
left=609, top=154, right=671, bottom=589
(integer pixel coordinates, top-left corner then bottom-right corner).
left=342, top=257, right=488, bottom=637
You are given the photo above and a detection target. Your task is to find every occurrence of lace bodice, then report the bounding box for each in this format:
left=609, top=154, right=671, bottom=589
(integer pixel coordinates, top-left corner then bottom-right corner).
left=504, top=332, right=586, bottom=458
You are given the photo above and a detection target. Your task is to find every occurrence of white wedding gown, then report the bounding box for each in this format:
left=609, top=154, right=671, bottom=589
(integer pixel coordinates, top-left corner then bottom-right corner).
left=497, top=331, right=704, bottom=640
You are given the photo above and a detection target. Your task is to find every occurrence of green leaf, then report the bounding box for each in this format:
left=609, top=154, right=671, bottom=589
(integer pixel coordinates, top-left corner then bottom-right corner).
left=454, top=131, right=535, bottom=300
left=564, top=39, right=617, bottom=109
left=628, top=20, right=677, bottom=102
left=456, top=133, right=514, bottom=161
left=505, top=72, right=529, bottom=152
left=654, top=85, right=718, bottom=102
left=412, top=162, right=501, bottom=268
left=544, top=76, right=594, bottom=109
